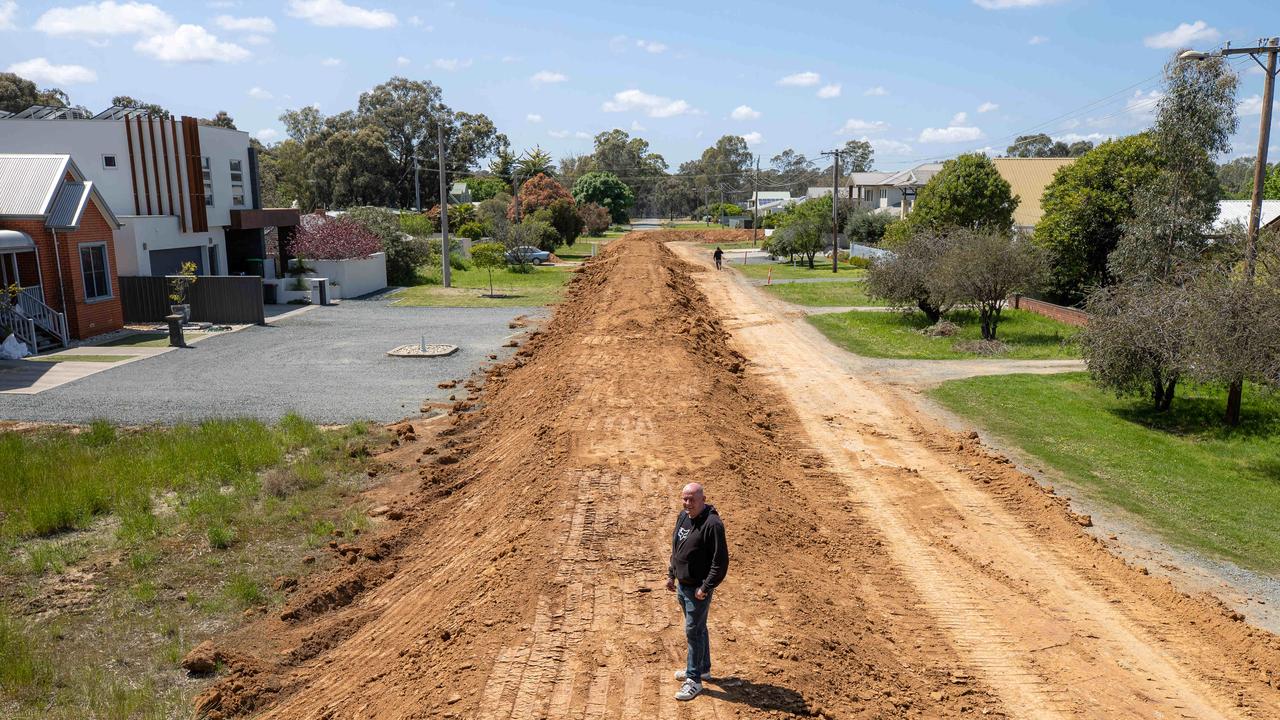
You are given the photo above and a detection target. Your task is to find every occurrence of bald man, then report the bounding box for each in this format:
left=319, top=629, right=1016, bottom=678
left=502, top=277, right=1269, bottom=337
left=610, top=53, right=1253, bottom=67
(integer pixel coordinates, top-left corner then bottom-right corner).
left=665, top=482, right=729, bottom=701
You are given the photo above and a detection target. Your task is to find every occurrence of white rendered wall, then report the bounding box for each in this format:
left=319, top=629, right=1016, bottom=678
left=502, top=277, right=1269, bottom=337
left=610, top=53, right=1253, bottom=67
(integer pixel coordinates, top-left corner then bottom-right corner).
left=306, top=253, right=387, bottom=299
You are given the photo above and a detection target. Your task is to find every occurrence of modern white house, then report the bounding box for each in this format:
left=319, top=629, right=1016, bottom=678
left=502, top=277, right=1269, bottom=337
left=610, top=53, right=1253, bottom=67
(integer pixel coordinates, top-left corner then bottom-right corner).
left=0, top=105, right=297, bottom=281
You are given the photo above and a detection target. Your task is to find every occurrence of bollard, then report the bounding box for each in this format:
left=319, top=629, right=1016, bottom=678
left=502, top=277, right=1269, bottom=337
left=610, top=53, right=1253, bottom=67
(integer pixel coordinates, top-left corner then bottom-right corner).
left=166, top=314, right=187, bottom=348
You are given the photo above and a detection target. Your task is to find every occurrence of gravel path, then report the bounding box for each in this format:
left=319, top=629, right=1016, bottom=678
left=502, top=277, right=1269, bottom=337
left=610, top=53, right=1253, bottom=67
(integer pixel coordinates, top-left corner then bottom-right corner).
left=0, top=298, right=544, bottom=424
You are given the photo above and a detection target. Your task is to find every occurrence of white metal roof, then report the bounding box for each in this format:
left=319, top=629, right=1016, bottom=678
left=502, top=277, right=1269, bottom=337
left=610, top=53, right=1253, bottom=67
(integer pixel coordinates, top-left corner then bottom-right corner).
left=0, top=229, right=35, bottom=251
left=1215, top=200, right=1280, bottom=232
left=882, top=162, right=945, bottom=188
left=0, top=154, right=72, bottom=216
left=47, top=181, right=93, bottom=230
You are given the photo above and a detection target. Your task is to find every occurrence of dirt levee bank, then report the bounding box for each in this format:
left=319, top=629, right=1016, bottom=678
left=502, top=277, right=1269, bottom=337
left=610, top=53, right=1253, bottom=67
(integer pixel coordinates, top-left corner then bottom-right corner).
left=191, top=234, right=1004, bottom=718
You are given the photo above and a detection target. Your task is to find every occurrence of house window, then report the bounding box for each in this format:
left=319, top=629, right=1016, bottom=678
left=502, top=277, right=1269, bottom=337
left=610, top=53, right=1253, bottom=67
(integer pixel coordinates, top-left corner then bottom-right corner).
left=229, top=159, right=245, bottom=207
left=102, top=154, right=118, bottom=169
left=879, top=188, right=888, bottom=200
left=79, top=243, right=112, bottom=301
left=202, top=157, right=214, bottom=207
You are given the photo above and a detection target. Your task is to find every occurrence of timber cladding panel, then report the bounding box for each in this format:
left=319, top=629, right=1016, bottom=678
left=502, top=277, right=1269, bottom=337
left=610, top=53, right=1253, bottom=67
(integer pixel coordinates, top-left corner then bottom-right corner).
left=182, top=116, right=208, bottom=232
left=119, top=275, right=265, bottom=325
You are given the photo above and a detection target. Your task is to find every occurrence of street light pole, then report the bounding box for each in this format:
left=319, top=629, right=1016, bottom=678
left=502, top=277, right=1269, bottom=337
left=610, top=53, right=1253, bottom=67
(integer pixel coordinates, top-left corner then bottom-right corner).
left=437, top=123, right=450, bottom=288
left=752, top=156, right=760, bottom=246
left=820, top=149, right=842, bottom=273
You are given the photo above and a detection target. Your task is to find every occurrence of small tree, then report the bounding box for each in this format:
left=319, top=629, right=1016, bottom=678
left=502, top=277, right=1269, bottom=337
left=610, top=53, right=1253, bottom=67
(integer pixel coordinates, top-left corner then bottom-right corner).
left=167, top=261, right=198, bottom=305
left=578, top=202, right=611, bottom=236
left=844, top=208, right=894, bottom=246
left=773, top=196, right=831, bottom=269
left=865, top=228, right=957, bottom=323
left=910, top=153, right=1019, bottom=233
left=1083, top=281, right=1193, bottom=411
left=471, top=242, right=506, bottom=297
left=534, top=197, right=583, bottom=246
left=571, top=171, right=635, bottom=223
left=940, top=227, right=1046, bottom=340
left=464, top=176, right=510, bottom=202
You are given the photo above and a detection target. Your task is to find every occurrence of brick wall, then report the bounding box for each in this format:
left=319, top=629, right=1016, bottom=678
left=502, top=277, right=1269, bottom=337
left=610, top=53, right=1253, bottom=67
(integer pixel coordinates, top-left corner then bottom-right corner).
left=0, top=200, right=124, bottom=340
left=1010, top=294, right=1088, bottom=327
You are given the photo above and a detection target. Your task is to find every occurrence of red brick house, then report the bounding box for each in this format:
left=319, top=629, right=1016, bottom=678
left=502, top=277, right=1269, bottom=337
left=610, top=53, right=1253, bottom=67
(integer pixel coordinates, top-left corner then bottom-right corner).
left=0, top=154, right=124, bottom=351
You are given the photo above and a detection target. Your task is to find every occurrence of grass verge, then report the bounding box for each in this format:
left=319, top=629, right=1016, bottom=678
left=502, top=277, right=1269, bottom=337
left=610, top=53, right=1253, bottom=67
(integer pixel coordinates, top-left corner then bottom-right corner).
left=808, top=309, right=1080, bottom=360
left=929, top=372, right=1280, bottom=573
left=762, top=281, right=885, bottom=307
left=392, top=264, right=572, bottom=307
left=1, top=416, right=389, bottom=718
left=735, top=262, right=867, bottom=281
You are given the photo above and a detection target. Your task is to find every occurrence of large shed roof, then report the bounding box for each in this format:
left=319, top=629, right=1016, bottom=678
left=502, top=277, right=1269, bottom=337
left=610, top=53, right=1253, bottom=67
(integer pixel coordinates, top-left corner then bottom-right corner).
left=991, top=157, right=1076, bottom=228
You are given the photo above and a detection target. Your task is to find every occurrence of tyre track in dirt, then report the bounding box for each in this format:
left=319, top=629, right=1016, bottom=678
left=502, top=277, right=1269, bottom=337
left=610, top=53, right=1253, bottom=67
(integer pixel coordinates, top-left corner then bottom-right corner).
left=192, top=235, right=1004, bottom=718
left=668, top=237, right=1280, bottom=719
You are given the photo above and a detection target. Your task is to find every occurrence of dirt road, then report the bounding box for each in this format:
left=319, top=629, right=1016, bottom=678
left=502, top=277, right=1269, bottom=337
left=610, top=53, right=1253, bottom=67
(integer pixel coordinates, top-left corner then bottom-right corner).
left=193, top=234, right=1280, bottom=719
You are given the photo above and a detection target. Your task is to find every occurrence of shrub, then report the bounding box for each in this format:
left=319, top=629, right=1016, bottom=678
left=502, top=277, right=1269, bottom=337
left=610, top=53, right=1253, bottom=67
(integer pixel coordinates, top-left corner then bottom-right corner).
left=292, top=215, right=381, bottom=260
left=457, top=221, right=487, bottom=241
left=571, top=171, right=635, bottom=223
left=383, top=235, right=431, bottom=285
left=400, top=213, right=436, bottom=236
left=510, top=173, right=573, bottom=220
left=845, top=208, right=895, bottom=246
left=520, top=218, right=561, bottom=252
left=865, top=228, right=957, bottom=323
left=464, top=176, right=510, bottom=202
left=578, top=202, right=611, bottom=236
left=938, top=227, right=1046, bottom=341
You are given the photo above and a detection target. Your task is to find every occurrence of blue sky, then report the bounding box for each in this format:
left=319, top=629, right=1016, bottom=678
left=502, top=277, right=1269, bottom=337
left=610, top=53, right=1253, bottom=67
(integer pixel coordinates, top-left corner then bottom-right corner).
left=2, top=0, right=1277, bottom=170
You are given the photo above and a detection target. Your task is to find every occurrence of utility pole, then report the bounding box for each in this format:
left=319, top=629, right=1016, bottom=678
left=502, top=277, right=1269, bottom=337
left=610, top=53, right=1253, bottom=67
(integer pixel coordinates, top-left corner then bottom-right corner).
left=413, top=154, right=422, bottom=212
left=513, top=173, right=522, bottom=222
left=820, top=149, right=841, bottom=273
left=752, top=156, right=760, bottom=246
left=1187, top=38, right=1279, bottom=424
left=437, top=123, right=451, bottom=288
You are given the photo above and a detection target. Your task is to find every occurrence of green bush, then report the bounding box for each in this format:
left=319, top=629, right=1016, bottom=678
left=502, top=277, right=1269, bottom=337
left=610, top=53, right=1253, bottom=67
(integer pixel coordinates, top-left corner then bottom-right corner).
left=457, top=221, right=487, bottom=241
left=400, top=213, right=436, bottom=236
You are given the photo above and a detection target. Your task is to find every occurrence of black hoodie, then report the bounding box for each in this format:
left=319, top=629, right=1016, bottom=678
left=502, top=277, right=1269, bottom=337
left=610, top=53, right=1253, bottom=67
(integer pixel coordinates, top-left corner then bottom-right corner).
left=667, top=505, right=729, bottom=594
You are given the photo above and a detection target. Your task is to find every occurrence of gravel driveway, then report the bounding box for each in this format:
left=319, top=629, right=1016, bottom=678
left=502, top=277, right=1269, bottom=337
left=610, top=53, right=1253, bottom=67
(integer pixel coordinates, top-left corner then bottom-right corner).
left=0, top=298, right=544, bottom=424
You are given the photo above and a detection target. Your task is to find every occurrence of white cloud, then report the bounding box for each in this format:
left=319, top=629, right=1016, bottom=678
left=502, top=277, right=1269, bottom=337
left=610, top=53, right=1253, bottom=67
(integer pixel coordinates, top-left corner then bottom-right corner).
left=548, top=130, right=569, bottom=139
left=1125, top=89, right=1163, bottom=118
left=134, top=24, right=249, bottom=62
left=1239, top=94, right=1278, bottom=116
left=1144, top=20, right=1219, bottom=49
left=526, top=113, right=542, bottom=123
left=574, top=131, right=591, bottom=139
left=837, top=118, right=887, bottom=134
left=255, top=128, right=280, bottom=142
left=973, top=0, right=1060, bottom=8
left=868, top=137, right=913, bottom=156
left=631, top=120, right=646, bottom=132
left=248, top=86, right=272, bottom=100
left=245, top=34, right=270, bottom=45
left=0, top=1, right=17, bottom=31
left=5, top=57, right=97, bottom=84
left=919, top=125, right=984, bottom=143
left=601, top=89, right=693, bottom=118
left=864, top=86, right=888, bottom=96
left=1054, top=132, right=1110, bottom=144
left=1028, top=35, right=1048, bottom=45
left=433, top=57, right=472, bottom=71
left=730, top=105, right=760, bottom=120
left=978, top=101, right=999, bottom=113
left=778, top=71, right=820, bottom=87
left=817, top=83, right=841, bottom=99
left=35, top=1, right=174, bottom=37
left=287, top=0, right=396, bottom=29
left=396, top=55, right=410, bottom=66
left=740, top=131, right=763, bottom=145
left=215, top=15, right=274, bottom=32
left=635, top=39, right=666, bottom=53
left=321, top=57, right=342, bottom=66
left=531, top=70, right=566, bottom=84
left=950, top=111, right=968, bottom=125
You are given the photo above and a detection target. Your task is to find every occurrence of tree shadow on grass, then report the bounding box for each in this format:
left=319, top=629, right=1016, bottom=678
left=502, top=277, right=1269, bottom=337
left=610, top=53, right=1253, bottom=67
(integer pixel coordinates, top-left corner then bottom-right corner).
left=701, top=675, right=815, bottom=716
left=1109, top=388, right=1280, bottom=441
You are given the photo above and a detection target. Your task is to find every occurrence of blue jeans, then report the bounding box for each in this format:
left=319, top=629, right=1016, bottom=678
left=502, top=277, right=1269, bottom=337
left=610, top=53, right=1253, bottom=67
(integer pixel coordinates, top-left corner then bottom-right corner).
left=676, top=583, right=712, bottom=682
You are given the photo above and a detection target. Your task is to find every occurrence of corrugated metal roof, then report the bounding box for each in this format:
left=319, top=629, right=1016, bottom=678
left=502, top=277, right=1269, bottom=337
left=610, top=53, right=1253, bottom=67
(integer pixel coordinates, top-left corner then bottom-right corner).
left=883, top=162, right=945, bottom=188
left=1215, top=200, right=1280, bottom=232
left=0, top=154, right=70, bottom=216
left=991, top=157, right=1076, bottom=228
left=851, top=172, right=894, bottom=186
left=47, top=181, right=91, bottom=230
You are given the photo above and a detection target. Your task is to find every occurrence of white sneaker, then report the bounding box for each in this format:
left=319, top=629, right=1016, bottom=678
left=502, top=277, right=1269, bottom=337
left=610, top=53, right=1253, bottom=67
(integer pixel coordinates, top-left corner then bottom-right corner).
left=674, top=669, right=713, bottom=682
left=674, top=679, right=702, bottom=701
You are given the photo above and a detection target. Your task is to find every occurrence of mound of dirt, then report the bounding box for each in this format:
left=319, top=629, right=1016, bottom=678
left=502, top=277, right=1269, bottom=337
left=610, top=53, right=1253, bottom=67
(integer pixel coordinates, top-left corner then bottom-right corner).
left=191, top=232, right=1004, bottom=718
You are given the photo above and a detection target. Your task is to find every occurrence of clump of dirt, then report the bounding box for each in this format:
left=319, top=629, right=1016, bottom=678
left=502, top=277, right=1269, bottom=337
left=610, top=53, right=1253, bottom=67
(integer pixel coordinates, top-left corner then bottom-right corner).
left=921, top=320, right=961, bottom=337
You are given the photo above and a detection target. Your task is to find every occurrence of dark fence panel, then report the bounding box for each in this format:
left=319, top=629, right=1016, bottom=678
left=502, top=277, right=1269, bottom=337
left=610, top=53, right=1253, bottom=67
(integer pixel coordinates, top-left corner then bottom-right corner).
left=120, top=276, right=265, bottom=325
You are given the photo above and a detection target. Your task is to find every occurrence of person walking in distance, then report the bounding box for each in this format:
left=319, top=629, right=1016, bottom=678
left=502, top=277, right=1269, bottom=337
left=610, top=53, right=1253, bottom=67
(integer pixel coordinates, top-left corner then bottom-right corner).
left=666, top=482, right=729, bottom=701
left=712, top=246, right=724, bottom=270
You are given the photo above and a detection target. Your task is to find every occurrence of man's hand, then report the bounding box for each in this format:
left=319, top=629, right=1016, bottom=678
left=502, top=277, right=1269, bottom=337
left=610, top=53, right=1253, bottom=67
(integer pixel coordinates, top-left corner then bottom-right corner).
left=694, top=588, right=706, bottom=601
left=666, top=578, right=676, bottom=592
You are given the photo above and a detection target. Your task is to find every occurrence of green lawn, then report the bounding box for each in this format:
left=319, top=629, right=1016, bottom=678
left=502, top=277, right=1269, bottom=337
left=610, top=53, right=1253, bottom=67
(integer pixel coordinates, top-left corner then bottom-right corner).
left=809, top=309, right=1080, bottom=360
left=762, top=281, right=886, bottom=307
left=930, top=373, right=1280, bottom=573
left=735, top=262, right=867, bottom=281
left=97, top=332, right=211, bottom=348
left=392, top=264, right=573, bottom=307
left=28, top=355, right=135, bottom=364
left=556, top=238, right=613, bottom=262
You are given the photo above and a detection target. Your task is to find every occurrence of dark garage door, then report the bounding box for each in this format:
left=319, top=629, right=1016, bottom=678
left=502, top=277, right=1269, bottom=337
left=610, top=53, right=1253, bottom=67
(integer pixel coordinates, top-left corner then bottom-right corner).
left=150, top=246, right=205, bottom=276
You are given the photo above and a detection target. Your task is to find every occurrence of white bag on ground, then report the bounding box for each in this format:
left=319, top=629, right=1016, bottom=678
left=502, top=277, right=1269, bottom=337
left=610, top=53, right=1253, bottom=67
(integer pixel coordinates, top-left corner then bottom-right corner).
left=0, top=333, right=32, bottom=359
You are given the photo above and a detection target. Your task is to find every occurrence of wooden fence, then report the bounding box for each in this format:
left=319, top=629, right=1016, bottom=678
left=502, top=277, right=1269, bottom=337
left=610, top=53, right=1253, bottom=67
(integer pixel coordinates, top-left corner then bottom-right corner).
left=120, top=275, right=266, bottom=325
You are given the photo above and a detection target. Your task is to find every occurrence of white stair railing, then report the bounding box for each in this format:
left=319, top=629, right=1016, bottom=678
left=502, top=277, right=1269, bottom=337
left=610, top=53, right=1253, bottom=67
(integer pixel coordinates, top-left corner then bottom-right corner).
left=0, top=304, right=38, bottom=354
left=17, top=286, right=68, bottom=347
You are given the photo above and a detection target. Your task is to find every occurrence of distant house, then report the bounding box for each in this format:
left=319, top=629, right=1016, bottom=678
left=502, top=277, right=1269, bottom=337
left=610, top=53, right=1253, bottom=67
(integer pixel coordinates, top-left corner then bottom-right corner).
left=449, top=181, right=472, bottom=204
left=0, top=154, right=125, bottom=349
left=1213, top=200, right=1280, bottom=235
left=744, top=191, right=791, bottom=212
left=990, top=157, right=1076, bottom=232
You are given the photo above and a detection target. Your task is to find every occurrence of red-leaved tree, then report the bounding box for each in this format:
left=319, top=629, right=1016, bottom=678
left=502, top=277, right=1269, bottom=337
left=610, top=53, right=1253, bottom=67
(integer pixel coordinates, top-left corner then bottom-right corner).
left=508, top=173, right=573, bottom=220
left=291, top=215, right=383, bottom=260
